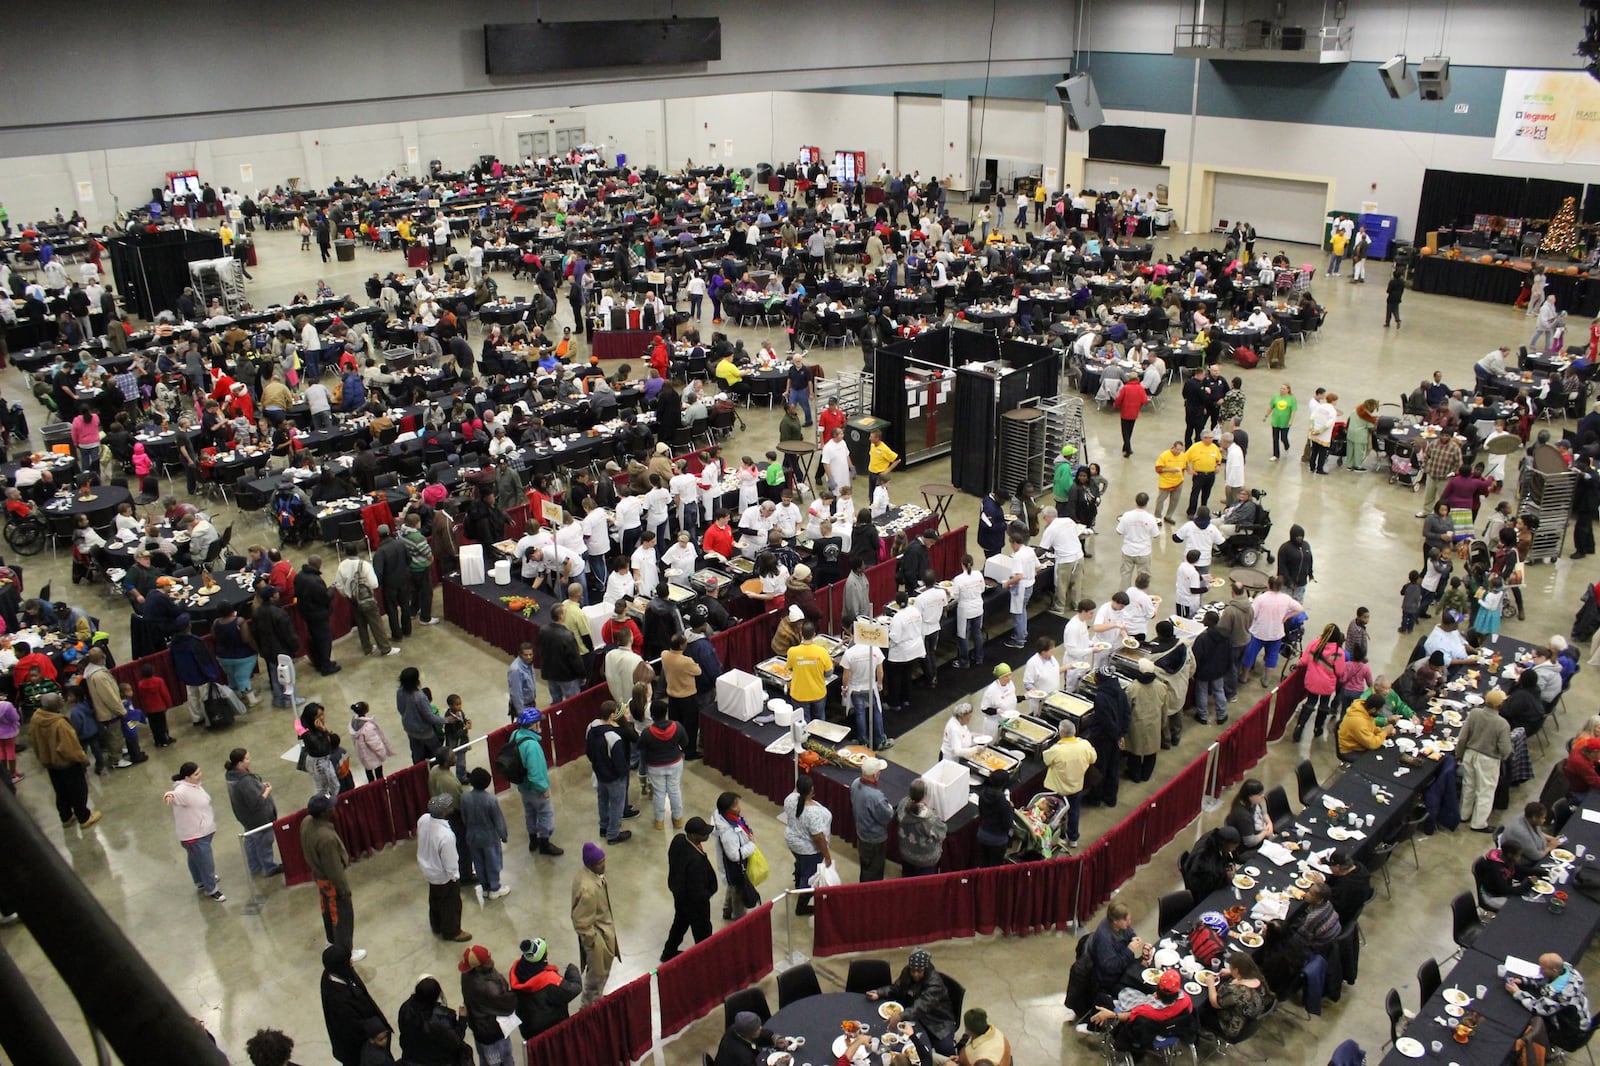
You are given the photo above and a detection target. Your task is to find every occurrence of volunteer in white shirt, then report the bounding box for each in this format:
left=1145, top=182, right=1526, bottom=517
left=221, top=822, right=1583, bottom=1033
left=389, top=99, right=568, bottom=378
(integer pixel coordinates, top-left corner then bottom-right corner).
left=772, top=495, right=802, bottom=539
left=913, top=577, right=950, bottom=687
left=1021, top=639, right=1062, bottom=697
left=661, top=531, right=698, bottom=574
left=1172, top=511, right=1225, bottom=575
left=1124, top=574, right=1158, bottom=640
left=940, top=702, right=982, bottom=762
left=514, top=524, right=553, bottom=581
left=642, top=479, right=673, bottom=544
left=631, top=531, right=660, bottom=592
left=1004, top=530, right=1038, bottom=650
left=533, top=544, right=585, bottom=598
left=841, top=639, right=889, bottom=749
left=820, top=428, right=853, bottom=493
left=951, top=555, right=988, bottom=669
left=1116, top=495, right=1161, bottom=589
left=886, top=592, right=925, bottom=712
left=1093, top=592, right=1131, bottom=654
left=614, top=491, right=644, bottom=557
left=1038, top=506, right=1085, bottom=616
left=1061, top=600, right=1096, bottom=669
left=1221, top=433, right=1246, bottom=497
left=669, top=464, right=701, bottom=537
left=979, top=663, right=1018, bottom=734
left=1175, top=549, right=1206, bottom=619
left=581, top=498, right=612, bottom=598
left=697, top=450, right=723, bottom=519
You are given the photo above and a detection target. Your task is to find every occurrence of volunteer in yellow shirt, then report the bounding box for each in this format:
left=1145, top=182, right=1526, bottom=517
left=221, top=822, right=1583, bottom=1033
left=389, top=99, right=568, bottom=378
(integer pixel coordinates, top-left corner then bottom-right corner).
left=786, top=623, right=834, bottom=722
left=1042, top=719, right=1097, bottom=847
left=868, top=430, right=899, bottom=493
left=1033, top=181, right=1048, bottom=223
left=1328, top=228, right=1349, bottom=276
left=1182, top=429, right=1223, bottom=517
left=1153, top=441, right=1187, bottom=524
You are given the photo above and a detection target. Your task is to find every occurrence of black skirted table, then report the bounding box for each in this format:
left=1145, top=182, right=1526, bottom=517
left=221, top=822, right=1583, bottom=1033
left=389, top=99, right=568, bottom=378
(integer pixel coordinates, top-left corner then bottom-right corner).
left=764, top=992, right=935, bottom=1064
left=1414, top=257, right=1600, bottom=317
left=41, top=485, right=132, bottom=530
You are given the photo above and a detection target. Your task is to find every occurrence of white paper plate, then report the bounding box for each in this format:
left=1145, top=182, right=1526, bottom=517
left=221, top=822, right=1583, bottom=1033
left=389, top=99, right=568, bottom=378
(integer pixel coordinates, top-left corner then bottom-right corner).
left=1395, top=1037, right=1424, bottom=1058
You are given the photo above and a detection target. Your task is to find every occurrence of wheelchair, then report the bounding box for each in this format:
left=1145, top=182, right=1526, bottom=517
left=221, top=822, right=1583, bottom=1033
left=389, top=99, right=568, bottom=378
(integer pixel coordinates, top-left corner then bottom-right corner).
left=3, top=508, right=49, bottom=557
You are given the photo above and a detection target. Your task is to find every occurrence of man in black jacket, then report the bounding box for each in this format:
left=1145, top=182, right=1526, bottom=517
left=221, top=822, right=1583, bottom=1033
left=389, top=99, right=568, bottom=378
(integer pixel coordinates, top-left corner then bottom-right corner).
left=508, top=938, right=580, bottom=1039
left=1276, top=525, right=1314, bottom=603
left=371, top=524, right=411, bottom=641
left=585, top=701, right=633, bottom=845
left=538, top=603, right=587, bottom=705
left=1180, top=825, right=1240, bottom=901
left=294, top=556, right=339, bottom=675
left=1191, top=611, right=1234, bottom=725
left=661, top=816, right=719, bottom=961
left=1181, top=369, right=1210, bottom=447
left=898, top=528, right=932, bottom=592
left=251, top=586, right=301, bottom=707
left=1323, top=850, right=1373, bottom=925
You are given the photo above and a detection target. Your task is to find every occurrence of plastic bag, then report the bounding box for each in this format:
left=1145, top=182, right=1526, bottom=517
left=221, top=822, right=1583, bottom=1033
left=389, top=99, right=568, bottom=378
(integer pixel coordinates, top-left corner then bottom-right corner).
left=746, top=846, right=771, bottom=888
left=809, top=860, right=842, bottom=890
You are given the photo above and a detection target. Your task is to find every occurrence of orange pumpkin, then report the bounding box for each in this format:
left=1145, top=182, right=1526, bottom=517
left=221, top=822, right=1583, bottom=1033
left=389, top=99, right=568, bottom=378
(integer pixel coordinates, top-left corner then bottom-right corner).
left=1479, top=254, right=1494, bottom=264
left=1419, top=247, right=1435, bottom=256
left=1567, top=266, right=1580, bottom=275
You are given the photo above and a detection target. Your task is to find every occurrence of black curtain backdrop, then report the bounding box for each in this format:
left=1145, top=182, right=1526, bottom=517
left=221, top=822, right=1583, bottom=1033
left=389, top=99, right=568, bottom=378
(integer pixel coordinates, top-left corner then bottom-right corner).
left=1412, top=169, right=1586, bottom=246
left=951, top=368, right=998, bottom=496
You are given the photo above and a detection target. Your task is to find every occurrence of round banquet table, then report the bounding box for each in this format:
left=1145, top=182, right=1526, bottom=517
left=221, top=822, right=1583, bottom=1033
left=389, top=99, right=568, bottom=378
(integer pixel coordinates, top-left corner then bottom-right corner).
left=160, top=568, right=258, bottom=622
left=41, top=485, right=132, bottom=529
left=764, top=992, right=935, bottom=1065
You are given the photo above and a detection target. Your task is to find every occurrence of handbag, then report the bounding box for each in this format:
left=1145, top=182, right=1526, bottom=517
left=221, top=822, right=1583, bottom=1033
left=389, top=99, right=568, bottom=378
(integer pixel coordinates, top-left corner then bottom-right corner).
left=746, top=845, right=771, bottom=888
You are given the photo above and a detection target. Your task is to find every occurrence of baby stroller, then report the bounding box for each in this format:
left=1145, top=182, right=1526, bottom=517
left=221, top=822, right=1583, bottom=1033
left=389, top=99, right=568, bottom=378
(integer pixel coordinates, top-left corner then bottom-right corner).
left=271, top=486, right=317, bottom=548
left=1278, top=613, right=1308, bottom=683
left=1388, top=450, right=1419, bottom=489
left=1011, top=792, right=1074, bottom=860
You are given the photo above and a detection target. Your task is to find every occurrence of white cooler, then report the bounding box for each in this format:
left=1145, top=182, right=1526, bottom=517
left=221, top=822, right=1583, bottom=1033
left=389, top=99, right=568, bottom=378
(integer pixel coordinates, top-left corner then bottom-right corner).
left=717, top=670, right=766, bottom=722
left=459, top=544, right=486, bottom=585
left=922, top=760, right=973, bottom=822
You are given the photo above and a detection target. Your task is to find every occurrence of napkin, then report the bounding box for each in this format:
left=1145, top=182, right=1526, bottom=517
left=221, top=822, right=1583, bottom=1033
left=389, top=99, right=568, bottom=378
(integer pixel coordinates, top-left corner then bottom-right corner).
left=1251, top=896, right=1290, bottom=922
left=1504, top=956, right=1543, bottom=980
left=1581, top=809, right=1600, bottom=824
left=1256, top=840, right=1296, bottom=867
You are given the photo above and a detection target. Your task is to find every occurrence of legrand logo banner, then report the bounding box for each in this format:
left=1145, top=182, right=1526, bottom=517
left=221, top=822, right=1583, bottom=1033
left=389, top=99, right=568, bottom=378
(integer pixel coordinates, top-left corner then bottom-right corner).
left=1494, top=70, right=1600, bottom=165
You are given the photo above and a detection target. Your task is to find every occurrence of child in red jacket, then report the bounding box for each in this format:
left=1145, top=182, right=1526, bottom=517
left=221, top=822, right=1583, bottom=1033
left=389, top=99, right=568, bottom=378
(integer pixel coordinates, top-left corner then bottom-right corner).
left=134, top=663, right=175, bottom=748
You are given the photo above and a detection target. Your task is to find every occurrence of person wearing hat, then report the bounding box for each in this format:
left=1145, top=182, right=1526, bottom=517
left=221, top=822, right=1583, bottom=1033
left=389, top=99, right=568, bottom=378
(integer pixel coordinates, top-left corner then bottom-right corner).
left=661, top=816, right=719, bottom=961
left=1180, top=825, right=1241, bottom=900
left=508, top=937, right=581, bottom=1039
left=712, top=1010, right=785, bottom=1066
left=507, top=707, right=563, bottom=857
left=418, top=792, right=472, bottom=943
left=978, top=664, right=1019, bottom=736
left=320, top=946, right=388, bottom=1066
left=866, top=948, right=959, bottom=1054
left=1458, top=686, right=1513, bottom=832
left=1052, top=444, right=1079, bottom=510
left=571, top=842, right=620, bottom=1005
left=301, top=791, right=363, bottom=959
left=1084, top=967, right=1193, bottom=1047
left=850, top=757, right=894, bottom=882
left=940, top=703, right=982, bottom=764
left=458, top=944, right=517, bottom=1066
left=956, top=1006, right=1012, bottom=1066
left=1043, top=720, right=1097, bottom=850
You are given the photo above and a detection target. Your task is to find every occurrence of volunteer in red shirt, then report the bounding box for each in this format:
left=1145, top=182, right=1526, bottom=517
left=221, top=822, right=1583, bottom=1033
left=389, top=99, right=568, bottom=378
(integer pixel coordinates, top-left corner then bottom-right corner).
left=1113, top=375, right=1149, bottom=459
left=701, top=508, right=735, bottom=560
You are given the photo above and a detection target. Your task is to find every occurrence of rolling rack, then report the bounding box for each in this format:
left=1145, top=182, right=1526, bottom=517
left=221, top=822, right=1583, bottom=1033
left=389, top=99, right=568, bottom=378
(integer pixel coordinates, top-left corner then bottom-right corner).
left=998, top=408, right=1046, bottom=497
left=1518, top=446, right=1576, bottom=563
left=1036, top=393, right=1087, bottom=484
left=188, top=257, right=247, bottom=315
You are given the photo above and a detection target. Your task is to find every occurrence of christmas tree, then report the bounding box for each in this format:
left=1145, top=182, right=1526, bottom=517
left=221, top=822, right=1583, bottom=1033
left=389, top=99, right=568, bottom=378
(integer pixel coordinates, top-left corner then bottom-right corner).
left=1544, top=196, right=1580, bottom=256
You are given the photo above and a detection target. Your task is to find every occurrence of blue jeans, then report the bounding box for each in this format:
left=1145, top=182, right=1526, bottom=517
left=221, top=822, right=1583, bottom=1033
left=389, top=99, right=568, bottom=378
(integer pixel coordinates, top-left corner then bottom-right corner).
left=1243, top=636, right=1283, bottom=670
left=596, top=777, right=628, bottom=840
left=958, top=616, right=984, bottom=664
left=647, top=761, right=685, bottom=823
left=1195, top=677, right=1228, bottom=721
left=850, top=692, right=884, bottom=746
left=793, top=850, right=822, bottom=891
left=678, top=501, right=700, bottom=539
left=549, top=678, right=583, bottom=706
left=1011, top=611, right=1028, bottom=644
left=587, top=552, right=609, bottom=601
left=475, top=1036, right=514, bottom=1066
left=799, top=697, right=827, bottom=723
left=242, top=827, right=278, bottom=874
left=788, top=388, right=812, bottom=425
left=183, top=833, right=219, bottom=893
left=1063, top=792, right=1083, bottom=844
left=470, top=843, right=504, bottom=892
left=519, top=789, right=554, bottom=841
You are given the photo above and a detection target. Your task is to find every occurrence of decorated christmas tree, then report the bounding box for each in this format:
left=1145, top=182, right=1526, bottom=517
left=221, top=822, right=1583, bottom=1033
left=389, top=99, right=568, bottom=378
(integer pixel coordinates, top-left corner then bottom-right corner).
left=1544, top=196, right=1580, bottom=256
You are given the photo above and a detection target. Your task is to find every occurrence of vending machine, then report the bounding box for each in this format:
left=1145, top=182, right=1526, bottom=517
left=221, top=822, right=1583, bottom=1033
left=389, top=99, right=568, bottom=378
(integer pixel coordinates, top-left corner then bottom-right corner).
left=831, top=150, right=866, bottom=184
left=798, top=146, right=821, bottom=166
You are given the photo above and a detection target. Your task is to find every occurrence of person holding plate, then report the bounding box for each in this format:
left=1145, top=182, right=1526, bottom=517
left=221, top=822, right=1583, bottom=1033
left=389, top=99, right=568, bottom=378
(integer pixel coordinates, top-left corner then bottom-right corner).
left=1195, top=954, right=1269, bottom=1042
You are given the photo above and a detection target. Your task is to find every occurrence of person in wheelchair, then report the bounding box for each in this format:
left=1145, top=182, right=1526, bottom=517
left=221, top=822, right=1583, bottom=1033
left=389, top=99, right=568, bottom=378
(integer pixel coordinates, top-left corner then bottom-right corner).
left=1215, top=488, right=1265, bottom=540
left=1083, top=969, right=1198, bottom=1058
left=270, top=478, right=316, bottom=547
left=3, top=488, right=40, bottom=524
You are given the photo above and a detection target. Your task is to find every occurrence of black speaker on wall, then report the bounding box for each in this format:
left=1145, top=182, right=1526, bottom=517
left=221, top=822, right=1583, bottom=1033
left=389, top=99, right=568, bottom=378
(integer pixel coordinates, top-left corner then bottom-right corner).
left=1055, top=73, right=1105, bottom=132
left=485, top=19, right=721, bottom=75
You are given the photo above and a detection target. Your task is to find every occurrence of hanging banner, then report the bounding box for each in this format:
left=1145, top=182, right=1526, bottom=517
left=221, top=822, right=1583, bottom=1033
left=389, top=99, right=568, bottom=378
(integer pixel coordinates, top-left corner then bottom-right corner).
left=1493, top=70, right=1600, bottom=166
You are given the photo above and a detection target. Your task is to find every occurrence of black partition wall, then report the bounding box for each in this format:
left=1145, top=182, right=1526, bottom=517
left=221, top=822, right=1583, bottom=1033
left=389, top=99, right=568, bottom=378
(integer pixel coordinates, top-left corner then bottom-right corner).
left=109, top=227, right=225, bottom=320
left=875, top=326, right=1062, bottom=494
left=1412, top=169, right=1587, bottom=247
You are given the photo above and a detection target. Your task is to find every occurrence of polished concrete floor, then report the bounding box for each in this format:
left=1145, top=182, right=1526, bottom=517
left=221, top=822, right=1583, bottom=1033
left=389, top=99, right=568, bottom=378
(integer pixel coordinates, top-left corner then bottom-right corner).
left=6, top=205, right=1598, bottom=1066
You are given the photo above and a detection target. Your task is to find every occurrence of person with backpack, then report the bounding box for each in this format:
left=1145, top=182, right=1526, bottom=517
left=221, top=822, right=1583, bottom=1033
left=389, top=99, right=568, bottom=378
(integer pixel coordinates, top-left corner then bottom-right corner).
left=501, top=708, right=564, bottom=857
left=333, top=543, right=398, bottom=658
left=400, top=512, right=438, bottom=626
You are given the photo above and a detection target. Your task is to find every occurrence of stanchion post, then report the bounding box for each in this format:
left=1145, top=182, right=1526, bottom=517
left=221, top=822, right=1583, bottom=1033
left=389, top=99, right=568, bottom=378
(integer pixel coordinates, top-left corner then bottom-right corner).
left=238, top=826, right=270, bottom=915
left=1200, top=743, right=1221, bottom=814
left=780, top=888, right=813, bottom=969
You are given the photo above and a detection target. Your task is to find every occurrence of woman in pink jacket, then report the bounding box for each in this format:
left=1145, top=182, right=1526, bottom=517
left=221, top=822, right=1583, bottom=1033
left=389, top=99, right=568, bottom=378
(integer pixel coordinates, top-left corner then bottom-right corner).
left=164, top=761, right=225, bottom=902
left=1292, top=624, right=1345, bottom=742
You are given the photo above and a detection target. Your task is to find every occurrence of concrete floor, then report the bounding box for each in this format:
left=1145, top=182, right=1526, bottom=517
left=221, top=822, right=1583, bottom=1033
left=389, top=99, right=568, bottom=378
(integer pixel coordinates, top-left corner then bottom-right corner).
left=6, top=205, right=1598, bottom=1066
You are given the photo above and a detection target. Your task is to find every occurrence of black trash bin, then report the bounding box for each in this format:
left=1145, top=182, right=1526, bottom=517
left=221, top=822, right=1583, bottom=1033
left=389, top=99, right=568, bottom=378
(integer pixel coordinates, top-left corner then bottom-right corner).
left=335, top=239, right=355, bottom=263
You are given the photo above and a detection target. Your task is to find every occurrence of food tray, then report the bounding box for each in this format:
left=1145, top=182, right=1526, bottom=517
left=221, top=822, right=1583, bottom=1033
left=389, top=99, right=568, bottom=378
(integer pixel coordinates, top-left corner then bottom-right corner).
left=1043, top=691, right=1095, bottom=719
left=756, top=657, right=793, bottom=684
left=835, top=744, right=875, bottom=768
left=690, top=568, right=729, bottom=592
left=805, top=720, right=852, bottom=743
left=963, top=746, right=1021, bottom=777
left=726, top=556, right=755, bottom=575
left=999, top=714, right=1056, bottom=748
left=664, top=584, right=696, bottom=604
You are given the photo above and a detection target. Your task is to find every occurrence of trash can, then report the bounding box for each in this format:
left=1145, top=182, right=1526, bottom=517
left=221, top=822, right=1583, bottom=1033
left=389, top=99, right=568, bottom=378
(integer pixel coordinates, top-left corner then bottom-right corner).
left=756, top=163, right=773, bottom=185
left=845, top=416, right=890, bottom=473
left=335, top=239, right=355, bottom=263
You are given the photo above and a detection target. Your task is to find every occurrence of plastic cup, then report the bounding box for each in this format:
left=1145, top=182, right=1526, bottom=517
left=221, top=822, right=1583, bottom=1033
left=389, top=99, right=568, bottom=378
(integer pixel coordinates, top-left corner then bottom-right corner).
left=1476, top=985, right=1487, bottom=999
left=1432, top=1042, right=1444, bottom=1054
